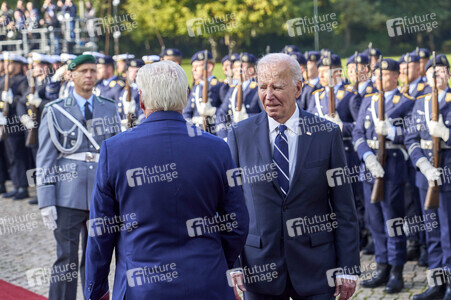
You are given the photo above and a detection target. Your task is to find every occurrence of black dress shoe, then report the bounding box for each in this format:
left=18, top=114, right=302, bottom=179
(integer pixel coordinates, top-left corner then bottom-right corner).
left=385, top=265, right=404, bottom=293
left=362, top=240, right=375, bottom=255
left=407, top=240, right=420, bottom=261
left=28, top=198, right=38, bottom=205
left=418, top=245, right=428, bottom=267
left=2, top=189, right=17, bottom=198
left=13, top=187, right=29, bottom=200
left=412, top=285, right=445, bottom=300
left=0, top=183, right=6, bottom=194
left=360, top=263, right=391, bottom=288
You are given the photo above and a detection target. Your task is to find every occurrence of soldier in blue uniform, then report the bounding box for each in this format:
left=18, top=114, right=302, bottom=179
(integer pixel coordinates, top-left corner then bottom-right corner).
left=113, top=53, right=134, bottom=79
left=297, top=51, right=322, bottom=111
left=411, top=48, right=430, bottom=82
left=347, top=53, right=376, bottom=97
left=183, top=50, right=223, bottom=134
left=93, top=55, right=125, bottom=105
left=362, top=47, right=382, bottom=83
left=36, top=55, right=121, bottom=300
left=398, top=53, right=430, bottom=264
left=288, top=51, right=316, bottom=110
left=45, top=53, right=77, bottom=101
left=405, top=54, right=451, bottom=300
left=354, top=59, right=415, bottom=293
left=219, top=54, right=236, bottom=103
left=118, top=58, right=144, bottom=128
left=162, top=48, right=183, bottom=65
left=216, top=52, right=263, bottom=139
left=0, top=53, right=29, bottom=200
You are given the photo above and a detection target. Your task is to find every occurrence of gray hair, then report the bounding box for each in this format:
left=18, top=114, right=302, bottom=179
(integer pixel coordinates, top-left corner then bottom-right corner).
left=257, top=53, right=303, bottom=86
left=136, top=60, right=188, bottom=111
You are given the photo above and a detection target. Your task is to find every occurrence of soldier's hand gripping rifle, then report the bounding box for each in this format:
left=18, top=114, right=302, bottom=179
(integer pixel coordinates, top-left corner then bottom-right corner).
left=0, top=53, right=10, bottom=141
left=327, top=51, right=335, bottom=118
left=25, top=58, right=38, bottom=147
left=235, top=53, right=243, bottom=112
left=371, top=55, right=386, bottom=203
left=425, top=51, right=441, bottom=209
left=201, top=50, right=209, bottom=131
left=354, top=51, right=359, bottom=91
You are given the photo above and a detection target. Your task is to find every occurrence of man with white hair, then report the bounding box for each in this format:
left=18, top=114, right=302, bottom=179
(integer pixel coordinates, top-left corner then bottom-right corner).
left=227, top=53, right=360, bottom=300
left=84, top=60, right=249, bottom=300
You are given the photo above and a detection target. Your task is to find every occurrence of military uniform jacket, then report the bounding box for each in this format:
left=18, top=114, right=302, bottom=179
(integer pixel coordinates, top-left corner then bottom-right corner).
left=353, top=89, right=415, bottom=184
left=183, top=76, right=223, bottom=119
left=297, top=81, right=322, bottom=110
left=93, top=76, right=125, bottom=104
left=404, top=87, right=451, bottom=191
left=36, top=94, right=121, bottom=210
left=0, top=73, right=29, bottom=137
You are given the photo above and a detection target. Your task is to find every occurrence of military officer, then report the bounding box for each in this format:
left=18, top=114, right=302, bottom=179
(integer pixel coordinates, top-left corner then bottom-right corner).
left=405, top=54, right=451, bottom=300
left=162, top=48, right=183, bottom=65
left=183, top=50, right=223, bottom=134
left=411, top=48, right=430, bottom=82
left=347, top=52, right=375, bottom=97
left=215, top=52, right=262, bottom=139
left=363, top=47, right=382, bottom=83
left=36, top=55, right=121, bottom=300
left=0, top=52, right=29, bottom=200
left=92, top=54, right=125, bottom=104
left=118, top=58, right=144, bottom=128
left=113, top=53, right=134, bottom=78
left=354, top=59, right=415, bottom=293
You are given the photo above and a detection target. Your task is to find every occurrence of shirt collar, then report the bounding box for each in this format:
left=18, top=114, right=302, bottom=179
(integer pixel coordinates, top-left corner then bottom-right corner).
left=72, top=90, right=94, bottom=111
left=268, top=104, right=300, bottom=136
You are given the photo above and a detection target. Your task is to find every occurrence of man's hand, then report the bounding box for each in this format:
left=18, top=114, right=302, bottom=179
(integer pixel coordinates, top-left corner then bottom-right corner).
left=1, top=89, right=13, bottom=104
left=233, top=109, right=248, bottom=124
left=20, top=114, right=35, bottom=130
left=230, top=271, right=246, bottom=300
left=417, top=157, right=441, bottom=183
left=197, top=101, right=216, bottom=117
left=123, top=97, right=136, bottom=115
left=428, top=115, right=450, bottom=142
left=334, top=277, right=357, bottom=300
left=28, top=94, right=42, bottom=107
left=41, top=206, right=58, bottom=230
left=364, top=153, right=385, bottom=178
left=52, top=65, right=67, bottom=82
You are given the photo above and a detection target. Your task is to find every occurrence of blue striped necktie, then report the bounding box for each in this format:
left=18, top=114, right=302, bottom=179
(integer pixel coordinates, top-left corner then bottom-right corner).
left=273, top=125, right=289, bottom=197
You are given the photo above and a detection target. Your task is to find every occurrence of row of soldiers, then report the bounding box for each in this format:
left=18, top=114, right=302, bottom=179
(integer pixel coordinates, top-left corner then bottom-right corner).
left=0, top=45, right=450, bottom=299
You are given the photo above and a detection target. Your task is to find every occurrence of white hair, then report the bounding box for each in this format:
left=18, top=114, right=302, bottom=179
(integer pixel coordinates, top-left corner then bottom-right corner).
left=136, top=60, right=188, bottom=111
left=257, top=53, right=303, bottom=86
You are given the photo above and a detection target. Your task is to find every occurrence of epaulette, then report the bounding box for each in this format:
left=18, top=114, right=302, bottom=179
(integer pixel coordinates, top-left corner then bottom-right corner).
left=345, top=84, right=353, bottom=92
left=211, top=78, right=218, bottom=86
left=99, top=96, right=115, bottom=103
left=416, top=94, right=429, bottom=99
left=364, top=93, right=376, bottom=98
left=403, top=93, right=414, bottom=101
left=446, top=93, right=451, bottom=102
left=312, top=88, right=324, bottom=94
left=306, top=83, right=314, bottom=88
left=365, top=86, right=373, bottom=94
left=417, top=82, right=425, bottom=92
left=249, top=81, right=257, bottom=89
left=45, top=98, right=64, bottom=108
left=117, top=80, right=125, bottom=87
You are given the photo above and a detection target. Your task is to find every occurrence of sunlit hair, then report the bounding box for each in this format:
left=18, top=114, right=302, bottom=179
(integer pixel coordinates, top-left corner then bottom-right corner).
left=136, top=60, right=188, bottom=111
left=257, top=53, right=303, bottom=86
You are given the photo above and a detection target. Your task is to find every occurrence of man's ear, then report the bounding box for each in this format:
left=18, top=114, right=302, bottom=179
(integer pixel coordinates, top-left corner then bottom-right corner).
left=139, top=90, right=145, bottom=111
left=295, top=80, right=303, bottom=98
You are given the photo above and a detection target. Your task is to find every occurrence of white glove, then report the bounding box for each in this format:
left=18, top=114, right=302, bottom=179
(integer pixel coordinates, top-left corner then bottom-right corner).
left=325, top=114, right=343, bottom=130
left=123, top=98, right=136, bottom=115
left=191, top=116, right=204, bottom=127
left=1, top=89, right=13, bottom=104
left=52, top=65, right=67, bottom=82
left=416, top=157, right=441, bottom=182
left=20, top=114, right=35, bottom=130
left=41, top=206, right=58, bottom=231
left=197, top=101, right=216, bottom=117
left=27, top=94, right=42, bottom=107
left=374, top=118, right=391, bottom=136
left=364, top=154, right=385, bottom=178
left=0, top=114, right=6, bottom=125
left=428, top=115, right=450, bottom=142
left=233, top=109, right=249, bottom=123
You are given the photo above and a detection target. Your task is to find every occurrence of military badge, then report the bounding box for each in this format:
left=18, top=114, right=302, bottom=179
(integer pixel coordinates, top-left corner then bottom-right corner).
left=366, top=86, right=373, bottom=94
left=109, top=81, right=116, bottom=88
left=417, top=83, right=424, bottom=91
left=28, top=109, right=33, bottom=116
left=381, top=61, right=388, bottom=70
left=211, top=78, right=218, bottom=86
left=446, top=93, right=451, bottom=102
left=393, top=95, right=400, bottom=104
left=167, top=49, right=174, bottom=56
left=365, top=120, right=371, bottom=129
left=336, top=90, right=345, bottom=100
left=249, top=81, right=257, bottom=89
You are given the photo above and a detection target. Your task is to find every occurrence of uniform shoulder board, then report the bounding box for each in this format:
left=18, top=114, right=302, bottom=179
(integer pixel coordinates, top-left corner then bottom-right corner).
left=306, top=83, right=314, bottom=88
left=364, top=93, right=376, bottom=98
left=365, top=86, right=373, bottom=94
left=393, top=95, right=401, bottom=104
left=417, top=82, right=424, bottom=92
left=45, top=98, right=64, bottom=108
left=249, top=81, right=257, bottom=89
left=446, top=93, right=451, bottom=102
left=109, top=80, right=117, bottom=88
left=416, top=94, right=429, bottom=99
left=403, top=93, right=414, bottom=101
left=312, top=88, right=325, bottom=94
left=210, top=78, right=218, bottom=86
left=117, top=80, right=125, bottom=87
left=99, top=96, right=115, bottom=103
left=345, top=84, right=354, bottom=92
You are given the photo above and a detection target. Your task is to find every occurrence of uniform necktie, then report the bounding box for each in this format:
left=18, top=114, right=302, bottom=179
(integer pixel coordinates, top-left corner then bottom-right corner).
left=84, top=101, right=92, bottom=121
left=273, top=125, right=289, bottom=197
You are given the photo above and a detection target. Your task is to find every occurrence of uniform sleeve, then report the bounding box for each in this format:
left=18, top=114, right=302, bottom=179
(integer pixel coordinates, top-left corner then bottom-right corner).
left=352, top=100, right=373, bottom=160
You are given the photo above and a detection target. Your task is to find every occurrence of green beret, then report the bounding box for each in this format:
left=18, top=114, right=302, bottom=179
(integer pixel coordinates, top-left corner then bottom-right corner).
left=67, top=55, right=97, bottom=71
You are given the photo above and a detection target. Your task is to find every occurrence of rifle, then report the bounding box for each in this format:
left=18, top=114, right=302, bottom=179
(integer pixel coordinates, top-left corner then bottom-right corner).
left=235, top=53, right=243, bottom=112
left=124, top=54, right=134, bottom=129
left=201, top=50, right=209, bottom=130
left=0, top=53, right=10, bottom=141
left=404, top=53, right=410, bottom=95
left=353, top=51, right=359, bottom=91
left=371, top=55, right=386, bottom=203
left=425, top=51, right=440, bottom=209
left=304, top=51, right=309, bottom=82
left=266, top=45, right=270, bottom=55
left=327, top=51, right=335, bottom=118
left=25, top=58, right=37, bottom=147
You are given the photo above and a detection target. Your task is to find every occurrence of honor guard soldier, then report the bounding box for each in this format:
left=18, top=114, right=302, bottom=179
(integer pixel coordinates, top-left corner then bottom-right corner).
left=45, top=53, right=77, bottom=101
left=398, top=52, right=430, bottom=264
left=93, top=54, right=125, bottom=104
left=299, top=51, right=322, bottom=110
left=183, top=50, right=223, bottom=133
left=411, top=48, right=430, bottom=82
left=36, top=55, right=121, bottom=300
left=113, top=53, right=135, bottom=78
left=363, top=47, right=382, bottom=82
left=162, top=48, right=182, bottom=65
left=354, top=58, right=415, bottom=293
left=288, top=52, right=315, bottom=110
left=216, top=52, right=263, bottom=139
left=405, top=54, right=451, bottom=300
left=142, top=55, right=161, bottom=64
left=17, top=53, right=55, bottom=204
left=219, top=54, right=235, bottom=102
left=281, top=44, right=300, bottom=54
left=347, top=53, right=375, bottom=97
left=0, top=53, right=30, bottom=200
left=118, top=58, right=144, bottom=127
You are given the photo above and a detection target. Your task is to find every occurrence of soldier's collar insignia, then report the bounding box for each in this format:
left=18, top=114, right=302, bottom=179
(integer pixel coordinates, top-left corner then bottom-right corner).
left=249, top=81, right=257, bottom=89
left=393, top=95, right=400, bottom=104
left=446, top=93, right=451, bottom=102
left=210, top=78, right=218, bottom=86
left=109, top=80, right=117, bottom=87
left=65, top=97, right=74, bottom=107
left=366, top=86, right=373, bottom=94
left=381, top=61, right=388, bottom=69
left=417, top=83, right=424, bottom=91
left=337, top=90, right=345, bottom=100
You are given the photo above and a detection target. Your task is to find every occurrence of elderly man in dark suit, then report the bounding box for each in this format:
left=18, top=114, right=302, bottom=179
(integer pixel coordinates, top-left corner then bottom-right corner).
left=227, top=53, right=360, bottom=300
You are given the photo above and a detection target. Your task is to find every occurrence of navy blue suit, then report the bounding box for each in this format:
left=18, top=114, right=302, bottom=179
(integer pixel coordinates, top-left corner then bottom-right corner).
left=353, top=89, right=415, bottom=266
left=228, top=107, right=360, bottom=297
left=85, top=111, right=249, bottom=300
